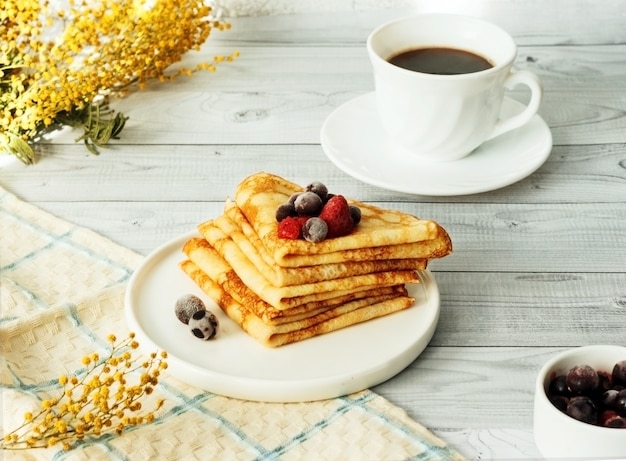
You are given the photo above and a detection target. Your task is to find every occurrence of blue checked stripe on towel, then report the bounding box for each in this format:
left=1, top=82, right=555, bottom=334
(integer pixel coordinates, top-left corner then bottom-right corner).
left=0, top=186, right=465, bottom=461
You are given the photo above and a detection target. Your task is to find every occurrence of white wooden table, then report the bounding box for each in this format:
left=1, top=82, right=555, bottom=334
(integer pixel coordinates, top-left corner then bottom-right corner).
left=1, top=2, right=625, bottom=458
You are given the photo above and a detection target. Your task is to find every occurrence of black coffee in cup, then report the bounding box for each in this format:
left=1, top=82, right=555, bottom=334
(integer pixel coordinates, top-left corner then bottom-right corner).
left=388, top=47, right=493, bottom=75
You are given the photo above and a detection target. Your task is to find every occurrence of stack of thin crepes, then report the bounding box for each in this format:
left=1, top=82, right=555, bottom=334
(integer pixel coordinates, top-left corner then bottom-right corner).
left=179, top=172, right=452, bottom=347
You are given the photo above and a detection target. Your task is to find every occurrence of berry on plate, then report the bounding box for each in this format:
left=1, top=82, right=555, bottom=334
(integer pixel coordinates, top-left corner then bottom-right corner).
left=174, top=294, right=206, bottom=324
left=189, top=309, right=219, bottom=340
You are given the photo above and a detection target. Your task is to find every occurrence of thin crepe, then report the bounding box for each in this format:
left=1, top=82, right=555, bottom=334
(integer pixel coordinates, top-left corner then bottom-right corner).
left=233, top=172, right=452, bottom=267
left=212, top=202, right=428, bottom=287
left=182, top=237, right=408, bottom=324
left=180, top=260, right=414, bottom=347
left=183, top=236, right=418, bottom=311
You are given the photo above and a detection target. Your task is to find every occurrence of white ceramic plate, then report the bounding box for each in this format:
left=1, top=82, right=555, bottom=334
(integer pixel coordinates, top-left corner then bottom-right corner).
left=320, top=92, right=553, bottom=196
left=125, top=231, right=440, bottom=402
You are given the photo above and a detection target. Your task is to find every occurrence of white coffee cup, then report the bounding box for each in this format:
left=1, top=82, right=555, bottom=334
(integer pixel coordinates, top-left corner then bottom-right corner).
left=367, top=14, right=543, bottom=162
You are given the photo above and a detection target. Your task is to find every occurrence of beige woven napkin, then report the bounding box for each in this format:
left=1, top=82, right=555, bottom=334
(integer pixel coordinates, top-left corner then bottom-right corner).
left=0, top=186, right=464, bottom=461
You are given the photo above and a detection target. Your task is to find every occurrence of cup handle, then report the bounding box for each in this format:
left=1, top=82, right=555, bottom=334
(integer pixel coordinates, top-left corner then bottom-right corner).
left=486, top=70, right=543, bottom=141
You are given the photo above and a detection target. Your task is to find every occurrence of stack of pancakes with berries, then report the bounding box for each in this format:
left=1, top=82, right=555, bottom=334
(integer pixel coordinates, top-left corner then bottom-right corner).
left=179, top=172, right=452, bottom=347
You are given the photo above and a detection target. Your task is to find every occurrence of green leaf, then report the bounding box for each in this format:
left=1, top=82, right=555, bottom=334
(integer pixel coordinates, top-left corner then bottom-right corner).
left=65, top=101, right=129, bottom=155
left=0, top=132, right=35, bottom=164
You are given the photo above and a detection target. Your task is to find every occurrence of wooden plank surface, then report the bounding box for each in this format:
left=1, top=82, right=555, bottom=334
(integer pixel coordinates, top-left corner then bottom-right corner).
left=1, top=3, right=625, bottom=459
left=21, top=43, right=626, bottom=147
left=2, top=143, right=625, bottom=204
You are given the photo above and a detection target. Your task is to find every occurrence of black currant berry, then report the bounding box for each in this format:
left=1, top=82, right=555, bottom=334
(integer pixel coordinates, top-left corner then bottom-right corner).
left=566, top=364, right=600, bottom=395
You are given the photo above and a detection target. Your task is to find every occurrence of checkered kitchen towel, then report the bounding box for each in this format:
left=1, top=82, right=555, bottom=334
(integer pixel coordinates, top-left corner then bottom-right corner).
left=0, top=186, right=465, bottom=461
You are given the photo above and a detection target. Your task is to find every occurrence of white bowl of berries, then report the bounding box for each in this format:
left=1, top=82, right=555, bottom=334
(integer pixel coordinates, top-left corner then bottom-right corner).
left=534, top=345, right=626, bottom=459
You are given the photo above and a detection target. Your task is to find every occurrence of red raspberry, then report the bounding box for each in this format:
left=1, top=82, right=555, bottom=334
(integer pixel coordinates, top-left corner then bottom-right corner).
left=318, top=195, right=354, bottom=238
left=277, top=216, right=308, bottom=239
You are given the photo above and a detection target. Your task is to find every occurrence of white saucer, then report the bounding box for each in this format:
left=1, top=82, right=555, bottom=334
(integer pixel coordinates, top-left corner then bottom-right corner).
left=125, top=231, right=440, bottom=403
left=320, top=92, right=552, bottom=196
